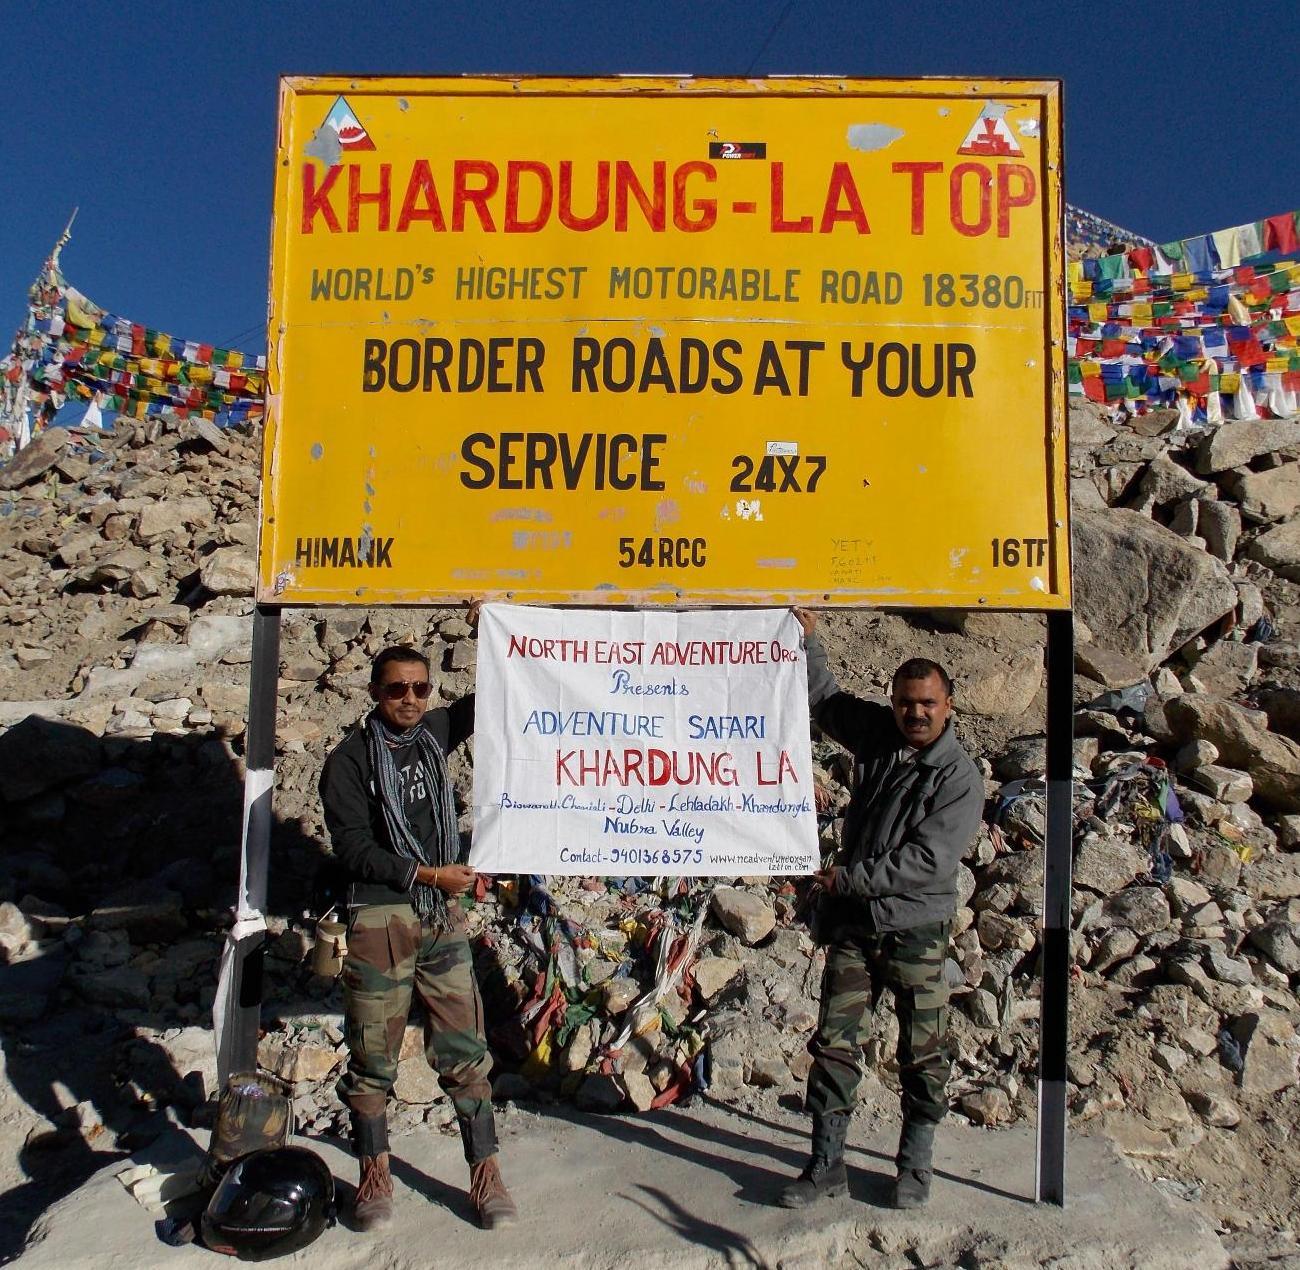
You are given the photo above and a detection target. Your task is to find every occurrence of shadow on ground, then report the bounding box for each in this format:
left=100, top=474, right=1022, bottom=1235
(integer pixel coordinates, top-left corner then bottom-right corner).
left=0, top=716, right=323, bottom=1264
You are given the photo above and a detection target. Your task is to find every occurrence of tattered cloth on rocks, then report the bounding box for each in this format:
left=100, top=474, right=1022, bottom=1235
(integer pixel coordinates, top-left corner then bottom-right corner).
left=993, top=753, right=1186, bottom=884
left=489, top=876, right=719, bottom=1111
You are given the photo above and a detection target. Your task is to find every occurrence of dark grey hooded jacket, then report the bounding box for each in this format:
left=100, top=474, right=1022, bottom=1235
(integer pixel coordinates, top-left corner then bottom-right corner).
left=807, top=632, right=984, bottom=933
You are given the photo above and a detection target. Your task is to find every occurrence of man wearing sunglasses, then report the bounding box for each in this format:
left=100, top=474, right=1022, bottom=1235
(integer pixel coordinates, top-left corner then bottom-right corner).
left=319, top=640, right=516, bottom=1233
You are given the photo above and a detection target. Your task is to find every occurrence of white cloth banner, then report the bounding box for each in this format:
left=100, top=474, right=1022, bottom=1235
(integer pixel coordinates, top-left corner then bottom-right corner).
left=471, top=605, right=819, bottom=877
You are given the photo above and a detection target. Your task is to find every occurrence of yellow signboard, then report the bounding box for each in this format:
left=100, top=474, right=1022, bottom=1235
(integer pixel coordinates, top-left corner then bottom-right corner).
left=261, top=76, right=1068, bottom=609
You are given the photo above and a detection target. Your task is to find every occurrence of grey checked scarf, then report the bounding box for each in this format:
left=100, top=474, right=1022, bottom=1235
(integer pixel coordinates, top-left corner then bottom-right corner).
left=365, top=710, right=459, bottom=927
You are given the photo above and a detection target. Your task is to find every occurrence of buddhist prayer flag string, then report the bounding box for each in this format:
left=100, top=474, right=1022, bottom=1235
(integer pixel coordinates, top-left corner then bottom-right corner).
left=1066, top=207, right=1300, bottom=425
left=1064, top=206, right=1154, bottom=255
left=4, top=204, right=1296, bottom=455
left=0, top=224, right=265, bottom=455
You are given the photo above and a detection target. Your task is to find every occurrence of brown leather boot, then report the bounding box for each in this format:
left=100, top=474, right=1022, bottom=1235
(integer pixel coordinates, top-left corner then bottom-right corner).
left=469, top=1155, right=517, bottom=1229
left=354, top=1152, right=394, bottom=1231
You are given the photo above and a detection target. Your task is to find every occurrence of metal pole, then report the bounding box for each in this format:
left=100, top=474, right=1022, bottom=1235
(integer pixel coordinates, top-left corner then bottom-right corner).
left=215, top=603, right=281, bottom=1086
left=1035, top=608, right=1074, bottom=1204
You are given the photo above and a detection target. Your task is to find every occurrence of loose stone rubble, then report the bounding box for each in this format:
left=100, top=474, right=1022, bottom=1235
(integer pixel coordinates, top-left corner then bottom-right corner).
left=2, top=402, right=1300, bottom=1263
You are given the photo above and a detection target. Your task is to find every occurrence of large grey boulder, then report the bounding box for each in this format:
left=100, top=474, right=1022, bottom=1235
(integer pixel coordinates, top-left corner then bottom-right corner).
left=199, top=547, right=256, bottom=596
left=1188, top=641, right=1258, bottom=696
left=1133, top=454, right=1207, bottom=507
left=975, top=850, right=1043, bottom=915
left=70, top=965, right=151, bottom=1010
left=1068, top=400, right=1117, bottom=452
left=55, top=529, right=105, bottom=567
left=1246, top=520, right=1300, bottom=581
left=1165, top=695, right=1300, bottom=811
left=0, top=716, right=101, bottom=803
left=1194, top=417, right=1300, bottom=474
left=89, top=883, right=187, bottom=943
left=1248, top=922, right=1300, bottom=974
left=710, top=888, right=775, bottom=945
left=1072, top=507, right=1237, bottom=671
left=1251, top=687, right=1300, bottom=743
left=1197, top=500, right=1241, bottom=561
left=1099, top=886, right=1172, bottom=937
left=0, top=427, right=69, bottom=489
left=135, top=496, right=214, bottom=541
left=70, top=545, right=150, bottom=590
left=130, top=644, right=198, bottom=676
left=958, top=646, right=1043, bottom=718
left=1225, top=463, right=1300, bottom=522
left=186, top=614, right=249, bottom=660
left=1233, top=1011, right=1298, bottom=1095
left=1071, top=477, right=1108, bottom=510
left=694, top=956, right=743, bottom=1002
left=1074, top=644, right=1146, bottom=689
left=1074, top=834, right=1151, bottom=895
left=1243, top=854, right=1300, bottom=901
left=0, top=952, right=67, bottom=1023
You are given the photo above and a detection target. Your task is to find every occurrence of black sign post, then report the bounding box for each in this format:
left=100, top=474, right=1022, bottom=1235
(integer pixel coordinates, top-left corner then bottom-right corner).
left=1036, top=608, right=1074, bottom=1204
left=216, top=603, right=282, bottom=1086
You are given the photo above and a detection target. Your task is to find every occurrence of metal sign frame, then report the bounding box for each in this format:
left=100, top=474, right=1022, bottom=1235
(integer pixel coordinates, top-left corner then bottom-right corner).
left=224, top=74, right=1075, bottom=1211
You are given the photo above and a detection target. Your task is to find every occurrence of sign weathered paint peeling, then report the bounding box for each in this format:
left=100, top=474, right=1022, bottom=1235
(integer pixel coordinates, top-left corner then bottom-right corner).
left=260, top=75, right=1068, bottom=609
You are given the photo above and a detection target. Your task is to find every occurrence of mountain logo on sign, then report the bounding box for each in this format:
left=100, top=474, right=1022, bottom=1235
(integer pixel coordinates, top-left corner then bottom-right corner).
left=957, top=103, right=1022, bottom=158
left=321, top=95, right=376, bottom=152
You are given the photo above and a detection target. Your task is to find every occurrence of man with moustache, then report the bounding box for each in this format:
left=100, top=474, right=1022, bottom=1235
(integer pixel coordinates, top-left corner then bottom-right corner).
left=780, top=610, right=983, bottom=1211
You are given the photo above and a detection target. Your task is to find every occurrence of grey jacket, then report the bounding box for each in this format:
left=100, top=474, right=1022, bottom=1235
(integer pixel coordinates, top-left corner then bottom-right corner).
left=807, top=632, right=984, bottom=933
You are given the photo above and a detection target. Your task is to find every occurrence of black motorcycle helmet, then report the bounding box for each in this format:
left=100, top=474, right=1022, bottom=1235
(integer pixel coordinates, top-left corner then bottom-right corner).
left=201, top=1145, right=336, bottom=1260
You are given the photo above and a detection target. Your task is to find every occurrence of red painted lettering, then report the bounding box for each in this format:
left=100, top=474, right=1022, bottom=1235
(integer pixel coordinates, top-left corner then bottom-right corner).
left=892, top=161, right=943, bottom=235
left=673, top=161, right=717, bottom=232
left=504, top=160, right=553, bottom=233
left=950, top=161, right=992, bottom=237
left=558, top=160, right=610, bottom=231
left=347, top=163, right=391, bottom=232
left=301, top=163, right=342, bottom=234
left=396, top=159, right=446, bottom=232
left=996, top=163, right=1037, bottom=237
left=452, top=160, right=499, bottom=232
left=770, top=162, right=812, bottom=233
left=818, top=163, right=870, bottom=234
left=614, top=161, right=665, bottom=232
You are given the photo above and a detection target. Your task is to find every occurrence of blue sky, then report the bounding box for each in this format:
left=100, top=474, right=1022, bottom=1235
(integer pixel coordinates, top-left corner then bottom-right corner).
left=3, top=0, right=1296, bottom=357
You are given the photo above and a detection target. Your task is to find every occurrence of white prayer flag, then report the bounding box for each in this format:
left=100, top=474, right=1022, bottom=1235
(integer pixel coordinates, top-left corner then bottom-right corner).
left=471, top=605, right=819, bottom=876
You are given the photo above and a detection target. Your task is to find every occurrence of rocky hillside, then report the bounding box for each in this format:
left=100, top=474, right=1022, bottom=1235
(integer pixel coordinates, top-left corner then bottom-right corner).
left=2, top=404, right=1300, bottom=1265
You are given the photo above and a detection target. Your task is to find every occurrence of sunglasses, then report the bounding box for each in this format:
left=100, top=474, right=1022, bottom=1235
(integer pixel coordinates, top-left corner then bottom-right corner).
left=375, top=680, right=433, bottom=701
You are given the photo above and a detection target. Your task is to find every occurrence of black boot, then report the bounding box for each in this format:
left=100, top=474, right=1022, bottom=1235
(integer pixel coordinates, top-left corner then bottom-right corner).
left=890, top=1119, right=936, bottom=1209
left=456, top=1107, right=499, bottom=1167
left=778, top=1112, right=850, bottom=1207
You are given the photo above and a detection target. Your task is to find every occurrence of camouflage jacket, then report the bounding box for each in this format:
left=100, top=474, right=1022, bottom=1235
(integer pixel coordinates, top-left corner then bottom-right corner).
left=806, top=633, right=983, bottom=933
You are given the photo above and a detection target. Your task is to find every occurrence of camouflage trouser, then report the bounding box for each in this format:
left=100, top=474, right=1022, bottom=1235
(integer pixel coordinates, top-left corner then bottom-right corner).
left=806, top=919, right=952, bottom=1126
left=336, top=902, right=497, bottom=1162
